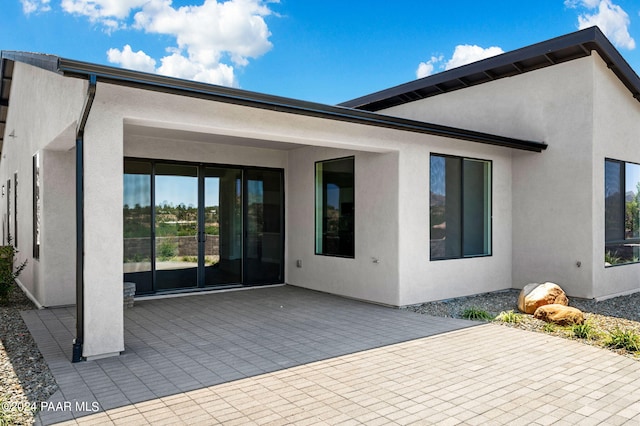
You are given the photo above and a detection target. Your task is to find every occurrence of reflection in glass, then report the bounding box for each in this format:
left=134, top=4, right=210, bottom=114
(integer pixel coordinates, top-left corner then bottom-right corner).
left=154, top=163, right=198, bottom=290
left=315, top=157, right=355, bottom=257
left=625, top=163, right=640, bottom=239
left=123, top=161, right=152, bottom=293
left=605, top=159, right=640, bottom=265
left=205, top=168, right=243, bottom=285
left=430, top=155, right=491, bottom=260
left=246, top=169, right=283, bottom=283
left=605, top=160, right=623, bottom=242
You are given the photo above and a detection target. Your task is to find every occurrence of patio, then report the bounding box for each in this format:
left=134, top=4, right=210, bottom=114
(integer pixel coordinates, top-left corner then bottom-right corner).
left=22, top=285, right=474, bottom=424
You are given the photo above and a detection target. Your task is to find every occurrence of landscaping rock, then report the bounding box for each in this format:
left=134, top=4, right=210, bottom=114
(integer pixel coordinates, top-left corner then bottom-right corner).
left=518, top=282, right=569, bottom=314
left=533, top=304, right=585, bottom=325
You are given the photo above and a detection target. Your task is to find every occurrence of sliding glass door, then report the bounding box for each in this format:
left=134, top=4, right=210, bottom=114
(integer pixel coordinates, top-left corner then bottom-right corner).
left=123, top=159, right=284, bottom=294
left=204, top=167, right=243, bottom=286
left=154, top=163, right=199, bottom=290
left=245, top=169, right=284, bottom=284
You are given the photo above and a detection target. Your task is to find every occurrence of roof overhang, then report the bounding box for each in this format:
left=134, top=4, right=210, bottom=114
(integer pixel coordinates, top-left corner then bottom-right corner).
left=0, top=58, right=13, bottom=153
left=340, top=26, right=640, bottom=112
left=0, top=50, right=547, bottom=153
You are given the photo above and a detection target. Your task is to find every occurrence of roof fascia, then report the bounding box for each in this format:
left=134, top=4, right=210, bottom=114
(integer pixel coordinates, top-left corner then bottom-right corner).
left=340, top=26, right=640, bottom=110
left=56, top=58, right=546, bottom=151
left=0, top=51, right=546, bottom=152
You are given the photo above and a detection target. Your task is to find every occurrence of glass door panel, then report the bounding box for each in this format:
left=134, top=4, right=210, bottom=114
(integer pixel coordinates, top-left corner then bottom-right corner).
left=123, top=161, right=153, bottom=294
left=155, top=163, right=199, bottom=290
left=204, top=167, right=243, bottom=286
left=245, top=169, right=283, bottom=284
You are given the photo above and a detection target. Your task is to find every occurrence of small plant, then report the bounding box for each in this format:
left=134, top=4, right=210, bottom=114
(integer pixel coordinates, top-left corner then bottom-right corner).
left=496, top=310, right=523, bottom=324
left=542, top=322, right=557, bottom=333
left=0, top=241, right=27, bottom=303
left=572, top=322, right=594, bottom=339
left=157, top=240, right=177, bottom=261
left=605, top=250, right=622, bottom=265
left=461, top=307, right=494, bottom=321
left=181, top=256, right=198, bottom=263
left=605, top=328, right=640, bottom=352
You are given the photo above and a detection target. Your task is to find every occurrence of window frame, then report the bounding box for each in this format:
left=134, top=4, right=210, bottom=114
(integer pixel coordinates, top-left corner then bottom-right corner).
left=314, top=156, right=355, bottom=258
left=33, top=153, right=41, bottom=259
left=429, top=153, right=493, bottom=261
left=604, top=157, right=640, bottom=267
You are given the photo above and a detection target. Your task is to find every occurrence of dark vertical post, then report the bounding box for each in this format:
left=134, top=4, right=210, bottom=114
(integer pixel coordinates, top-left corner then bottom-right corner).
left=72, top=74, right=96, bottom=363
left=72, top=136, right=84, bottom=363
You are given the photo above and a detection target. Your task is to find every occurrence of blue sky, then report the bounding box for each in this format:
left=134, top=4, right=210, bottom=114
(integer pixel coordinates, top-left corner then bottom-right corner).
left=2, top=1, right=640, bottom=105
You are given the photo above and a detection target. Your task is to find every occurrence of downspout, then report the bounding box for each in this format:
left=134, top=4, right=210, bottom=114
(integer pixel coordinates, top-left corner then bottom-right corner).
left=72, top=74, right=96, bottom=363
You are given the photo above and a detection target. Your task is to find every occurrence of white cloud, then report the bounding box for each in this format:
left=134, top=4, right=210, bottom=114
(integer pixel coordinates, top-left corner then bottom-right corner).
left=157, top=51, right=237, bottom=86
left=444, top=45, right=504, bottom=70
left=60, top=0, right=148, bottom=21
left=415, top=45, right=503, bottom=78
left=53, top=0, right=278, bottom=87
left=106, top=45, right=157, bottom=73
left=20, top=0, right=51, bottom=14
left=567, top=0, right=635, bottom=50
left=132, top=0, right=274, bottom=68
left=416, top=56, right=443, bottom=79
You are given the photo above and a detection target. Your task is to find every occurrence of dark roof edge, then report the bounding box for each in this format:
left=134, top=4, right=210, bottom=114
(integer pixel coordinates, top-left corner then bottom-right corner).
left=0, top=51, right=547, bottom=152
left=340, top=26, right=640, bottom=111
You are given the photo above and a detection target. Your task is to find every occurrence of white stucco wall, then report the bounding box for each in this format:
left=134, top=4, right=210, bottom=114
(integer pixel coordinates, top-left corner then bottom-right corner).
left=286, top=147, right=400, bottom=305
left=40, top=149, right=76, bottom=307
left=592, top=54, right=640, bottom=299
left=382, top=56, right=597, bottom=299
left=0, top=63, right=84, bottom=307
left=397, top=139, right=513, bottom=305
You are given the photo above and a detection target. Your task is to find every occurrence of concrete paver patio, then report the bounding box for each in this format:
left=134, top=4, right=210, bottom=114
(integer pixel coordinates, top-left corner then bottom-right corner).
left=21, top=285, right=640, bottom=425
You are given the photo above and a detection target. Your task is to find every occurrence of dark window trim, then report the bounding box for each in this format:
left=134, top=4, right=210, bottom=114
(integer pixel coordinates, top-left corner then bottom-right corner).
left=604, top=157, right=640, bottom=267
left=430, top=153, right=493, bottom=261
left=314, top=156, right=355, bottom=259
left=13, top=172, right=17, bottom=248
left=33, top=153, right=40, bottom=259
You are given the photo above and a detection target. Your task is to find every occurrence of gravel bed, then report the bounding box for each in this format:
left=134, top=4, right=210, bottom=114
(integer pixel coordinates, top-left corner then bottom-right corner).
left=2, top=286, right=640, bottom=424
left=404, top=288, right=640, bottom=360
left=1, top=287, right=57, bottom=426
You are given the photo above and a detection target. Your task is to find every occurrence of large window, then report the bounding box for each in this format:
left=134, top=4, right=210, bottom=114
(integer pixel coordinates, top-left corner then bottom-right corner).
left=315, top=157, right=355, bottom=257
left=430, top=154, right=492, bottom=260
left=605, top=158, right=640, bottom=266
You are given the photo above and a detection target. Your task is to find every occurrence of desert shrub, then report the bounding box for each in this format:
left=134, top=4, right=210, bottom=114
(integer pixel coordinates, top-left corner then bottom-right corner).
left=461, top=307, right=494, bottom=321
left=496, top=310, right=523, bottom=324
left=0, top=244, right=27, bottom=303
left=157, top=240, right=177, bottom=261
left=605, top=328, right=640, bottom=352
left=572, top=322, right=595, bottom=339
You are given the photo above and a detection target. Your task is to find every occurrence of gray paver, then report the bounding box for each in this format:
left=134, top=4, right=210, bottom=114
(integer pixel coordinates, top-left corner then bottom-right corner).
left=22, top=285, right=640, bottom=425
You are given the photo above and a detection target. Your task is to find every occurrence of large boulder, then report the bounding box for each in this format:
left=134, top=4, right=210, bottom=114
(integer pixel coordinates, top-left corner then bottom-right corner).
left=533, top=304, right=585, bottom=325
left=517, top=282, right=569, bottom=314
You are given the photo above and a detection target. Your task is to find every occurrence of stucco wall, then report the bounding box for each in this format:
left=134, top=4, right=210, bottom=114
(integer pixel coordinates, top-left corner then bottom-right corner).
left=396, top=139, right=513, bottom=305
left=40, top=149, right=76, bottom=306
left=0, top=63, right=84, bottom=307
left=591, top=53, right=640, bottom=299
left=382, top=56, right=597, bottom=299
left=286, top=147, right=400, bottom=305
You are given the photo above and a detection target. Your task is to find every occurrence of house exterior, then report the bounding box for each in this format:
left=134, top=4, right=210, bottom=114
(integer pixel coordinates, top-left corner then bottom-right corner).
left=1, top=26, right=639, bottom=361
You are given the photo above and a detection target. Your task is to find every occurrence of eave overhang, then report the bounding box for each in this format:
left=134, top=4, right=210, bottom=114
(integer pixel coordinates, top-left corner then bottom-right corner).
left=0, top=51, right=547, bottom=152
left=340, top=26, right=640, bottom=112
